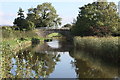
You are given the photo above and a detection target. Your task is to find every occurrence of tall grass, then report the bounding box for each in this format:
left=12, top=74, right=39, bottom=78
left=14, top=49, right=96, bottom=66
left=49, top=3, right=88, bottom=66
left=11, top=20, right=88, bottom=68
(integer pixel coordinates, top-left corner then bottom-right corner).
left=2, top=28, right=39, bottom=40
left=74, top=36, right=119, bottom=63
left=74, top=36, right=119, bottom=53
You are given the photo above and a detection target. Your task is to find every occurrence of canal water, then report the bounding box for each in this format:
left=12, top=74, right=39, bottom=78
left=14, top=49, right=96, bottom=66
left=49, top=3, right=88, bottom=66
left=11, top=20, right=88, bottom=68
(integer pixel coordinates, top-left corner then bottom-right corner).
left=1, top=39, right=119, bottom=78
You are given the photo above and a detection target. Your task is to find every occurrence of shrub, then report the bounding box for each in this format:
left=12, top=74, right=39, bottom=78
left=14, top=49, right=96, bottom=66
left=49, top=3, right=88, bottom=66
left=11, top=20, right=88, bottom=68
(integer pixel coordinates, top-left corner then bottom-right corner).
left=31, top=38, right=40, bottom=44
left=13, top=18, right=35, bottom=31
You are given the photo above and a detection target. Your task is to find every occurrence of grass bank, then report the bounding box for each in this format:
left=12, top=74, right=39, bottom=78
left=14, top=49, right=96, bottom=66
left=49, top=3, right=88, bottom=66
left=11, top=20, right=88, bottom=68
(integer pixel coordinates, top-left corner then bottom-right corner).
left=0, top=27, right=47, bottom=54
left=74, top=36, right=119, bottom=64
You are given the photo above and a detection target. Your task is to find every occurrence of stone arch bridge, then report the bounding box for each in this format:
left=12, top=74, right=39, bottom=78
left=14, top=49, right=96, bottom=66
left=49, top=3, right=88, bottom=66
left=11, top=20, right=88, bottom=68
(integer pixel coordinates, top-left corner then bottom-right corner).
left=36, top=28, right=72, bottom=39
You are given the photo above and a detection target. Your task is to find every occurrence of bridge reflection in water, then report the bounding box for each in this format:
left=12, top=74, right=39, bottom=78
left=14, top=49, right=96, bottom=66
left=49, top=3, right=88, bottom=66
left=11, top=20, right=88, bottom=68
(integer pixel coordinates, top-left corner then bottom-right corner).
left=33, top=40, right=73, bottom=52
left=1, top=39, right=119, bottom=78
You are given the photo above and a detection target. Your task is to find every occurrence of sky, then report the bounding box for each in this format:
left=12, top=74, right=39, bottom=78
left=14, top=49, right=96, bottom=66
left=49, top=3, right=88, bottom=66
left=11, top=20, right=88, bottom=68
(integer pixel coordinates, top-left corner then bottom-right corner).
left=0, top=0, right=119, bottom=26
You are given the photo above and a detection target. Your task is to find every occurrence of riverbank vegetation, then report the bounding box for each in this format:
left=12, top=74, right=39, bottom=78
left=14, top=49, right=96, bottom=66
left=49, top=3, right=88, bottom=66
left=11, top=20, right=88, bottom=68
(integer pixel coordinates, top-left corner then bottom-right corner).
left=1, top=26, right=52, bottom=55
left=74, top=36, right=119, bottom=54
left=70, top=1, right=119, bottom=62
left=1, top=26, right=38, bottom=54
left=74, top=36, right=119, bottom=65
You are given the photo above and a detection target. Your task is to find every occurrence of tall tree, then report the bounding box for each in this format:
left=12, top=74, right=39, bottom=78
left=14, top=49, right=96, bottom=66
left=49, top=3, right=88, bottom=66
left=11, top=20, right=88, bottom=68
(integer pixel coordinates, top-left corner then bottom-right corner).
left=13, top=8, right=25, bottom=29
left=26, top=2, right=62, bottom=28
left=53, top=17, right=62, bottom=28
left=17, top=8, right=25, bottom=19
left=13, top=8, right=35, bottom=31
left=27, top=8, right=39, bottom=27
left=71, top=1, right=120, bottom=36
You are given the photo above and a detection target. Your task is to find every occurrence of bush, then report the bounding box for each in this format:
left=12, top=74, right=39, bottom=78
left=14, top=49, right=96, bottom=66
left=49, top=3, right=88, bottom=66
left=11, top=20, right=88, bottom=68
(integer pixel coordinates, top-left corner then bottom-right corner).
left=2, top=26, right=13, bottom=31
left=19, top=37, right=27, bottom=41
left=31, top=38, right=40, bottom=44
left=13, top=18, right=35, bottom=31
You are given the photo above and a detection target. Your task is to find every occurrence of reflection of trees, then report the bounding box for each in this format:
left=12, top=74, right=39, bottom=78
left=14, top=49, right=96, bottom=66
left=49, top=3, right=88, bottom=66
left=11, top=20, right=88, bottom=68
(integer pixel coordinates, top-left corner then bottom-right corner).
left=1, top=53, right=13, bottom=78
left=14, top=47, right=60, bottom=78
left=73, top=59, right=104, bottom=78
left=70, top=51, right=103, bottom=78
left=1, top=45, right=61, bottom=78
left=69, top=50, right=119, bottom=78
left=1, top=46, right=15, bottom=78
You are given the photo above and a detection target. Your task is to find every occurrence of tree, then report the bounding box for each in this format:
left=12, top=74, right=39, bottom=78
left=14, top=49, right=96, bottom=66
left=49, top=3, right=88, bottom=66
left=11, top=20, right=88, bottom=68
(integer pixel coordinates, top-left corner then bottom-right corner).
left=71, top=1, right=120, bottom=36
left=26, top=2, right=62, bottom=28
left=53, top=17, right=62, bottom=29
left=13, top=8, right=35, bottom=31
left=27, top=8, right=40, bottom=27
left=17, top=7, right=24, bottom=19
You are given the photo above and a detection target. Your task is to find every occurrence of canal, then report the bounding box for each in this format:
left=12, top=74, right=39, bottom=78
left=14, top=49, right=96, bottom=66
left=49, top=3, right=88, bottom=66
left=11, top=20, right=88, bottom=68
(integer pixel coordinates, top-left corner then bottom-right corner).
left=1, top=39, right=119, bottom=78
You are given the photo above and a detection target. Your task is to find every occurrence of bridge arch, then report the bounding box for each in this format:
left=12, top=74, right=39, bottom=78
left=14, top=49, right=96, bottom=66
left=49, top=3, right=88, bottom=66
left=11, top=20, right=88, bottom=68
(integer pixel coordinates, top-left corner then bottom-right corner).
left=47, top=32, right=64, bottom=37
left=36, top=28, right=72, bottom=38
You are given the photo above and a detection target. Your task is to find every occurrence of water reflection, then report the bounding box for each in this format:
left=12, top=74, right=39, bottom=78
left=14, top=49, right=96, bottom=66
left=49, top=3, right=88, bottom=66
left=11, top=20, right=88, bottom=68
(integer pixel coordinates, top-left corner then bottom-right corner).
left=1, top=40, right=76, bottom=78
left=12, top=49, right=61, bottom=78
left=1, top=39, right=119, bottom=78
left=47, top=40, right=61, bottom=48
left=69, top=50, right=119, bottom=78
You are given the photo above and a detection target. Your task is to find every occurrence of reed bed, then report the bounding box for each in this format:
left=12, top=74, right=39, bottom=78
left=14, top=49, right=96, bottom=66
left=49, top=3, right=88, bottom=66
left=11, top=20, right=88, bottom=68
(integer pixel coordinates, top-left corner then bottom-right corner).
left=74, top=36, right=119, bottom=53
left=74, top=36, right=119, bottom=63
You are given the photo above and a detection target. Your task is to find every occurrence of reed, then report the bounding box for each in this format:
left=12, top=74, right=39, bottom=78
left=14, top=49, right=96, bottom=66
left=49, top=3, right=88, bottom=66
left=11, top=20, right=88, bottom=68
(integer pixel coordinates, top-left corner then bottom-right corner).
left=74, top=36, right=119, bottom=55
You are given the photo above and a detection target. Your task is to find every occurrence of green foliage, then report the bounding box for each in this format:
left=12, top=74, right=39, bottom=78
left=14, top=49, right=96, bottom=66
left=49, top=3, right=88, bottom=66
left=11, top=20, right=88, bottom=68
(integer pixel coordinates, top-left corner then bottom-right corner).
left=1, top=28, right=38, bottom=39
left=23, top=20, right=35, bottom=30
left=1, top=27, right=40, bottom=57
left=31, top=37, right=40, bottom=44
left=26, top=2, right=62, bottom=28
left=13, top=3, right=62, bottom=30
left=17, top=7, right=24, bottom=19
left=13, top=8, right=35, bottom=31
left=1, top=26, right=13, bottom=32
left=71, top=2, right=120, bottom=36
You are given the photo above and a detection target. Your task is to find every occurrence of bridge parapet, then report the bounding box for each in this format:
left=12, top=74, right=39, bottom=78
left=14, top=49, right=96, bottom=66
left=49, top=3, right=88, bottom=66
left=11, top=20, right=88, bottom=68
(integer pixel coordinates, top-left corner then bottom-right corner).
left=36, top=28, right=72, bottom=39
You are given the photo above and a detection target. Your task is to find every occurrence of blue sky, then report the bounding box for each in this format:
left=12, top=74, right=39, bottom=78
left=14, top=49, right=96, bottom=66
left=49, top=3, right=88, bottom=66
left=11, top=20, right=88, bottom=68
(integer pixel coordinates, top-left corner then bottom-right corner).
left=0, top=0, right=119, bottom=26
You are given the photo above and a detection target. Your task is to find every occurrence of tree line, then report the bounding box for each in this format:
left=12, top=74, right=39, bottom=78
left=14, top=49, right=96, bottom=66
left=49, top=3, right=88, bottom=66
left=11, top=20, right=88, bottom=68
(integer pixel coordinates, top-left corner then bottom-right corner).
left=13, top=1, right=120, bottom=36
left=13, top=2, right=62, bottom=31
left=71, top=1, right=120, bottom=36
